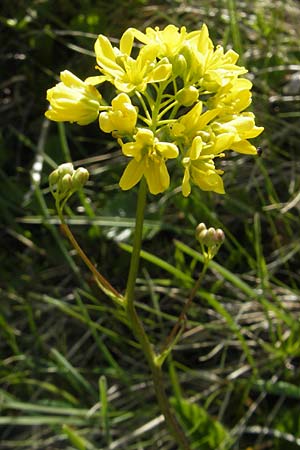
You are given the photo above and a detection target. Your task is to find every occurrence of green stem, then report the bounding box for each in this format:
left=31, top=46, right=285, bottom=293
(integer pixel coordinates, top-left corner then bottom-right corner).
left=150, top=81, right=168, bottom=131
left=58, top=122, right=72, bottom=162
left=124, top=178, right=191, bottom=450
left=124, top=178, right=154, bottom=366
left=157, top=100, right=178, bottom=121
left=159, top=260, right=209, bottom=364
left=135, top=91, right=152, bottom=122
left=57, top=205, right=123, bottom=303
left=151, top=364, right=191, bottom=450
left=124, top=177, right=147, bottom=309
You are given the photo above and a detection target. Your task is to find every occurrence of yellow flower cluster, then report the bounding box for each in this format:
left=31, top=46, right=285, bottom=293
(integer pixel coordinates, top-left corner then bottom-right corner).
left=45, top=24, right=263, bottom=196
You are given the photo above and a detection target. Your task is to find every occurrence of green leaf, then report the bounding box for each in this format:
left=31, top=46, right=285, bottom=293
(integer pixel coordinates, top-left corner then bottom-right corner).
left=171, top=397, right=232, bottom=450
left=62, top=424, right=95, bottom=450
left=254, top=379, right=300, bottom=399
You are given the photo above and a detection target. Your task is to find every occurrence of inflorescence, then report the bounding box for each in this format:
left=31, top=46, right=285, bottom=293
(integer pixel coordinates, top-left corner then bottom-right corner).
left=46, top=24, right=263, bottom=196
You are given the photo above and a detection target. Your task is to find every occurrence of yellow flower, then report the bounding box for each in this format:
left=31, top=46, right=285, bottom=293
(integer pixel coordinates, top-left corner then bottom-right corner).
left=171, top=102, right=220, bottom=144
left=213, top=113, right=264, bottom=154
left=126, top=24, right=188, bottom=59
left=200, top=47, right=247, bottom=91
left=94, top=33, right=172, bottom=93
left=208, top=78, right=253, bottom=114
left=177, top=24, right=213, bottom=82
left=99, top=93, right=137, bottom=135
left=181, top=136, right=225, bottom=197
left=181, top=24, right=247, bottom=90
left=119, top=129, right=179, bottom=194
left=186, top=24, right=213, bottom=55
left=45, top=70, right=102, bottom=125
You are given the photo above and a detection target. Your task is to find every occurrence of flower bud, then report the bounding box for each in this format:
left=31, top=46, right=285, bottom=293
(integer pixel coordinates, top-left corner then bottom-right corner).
left=99, top=93, right=137, bottom=136
left=198, top=229, right=208, bottom=243
left=57, top=163, right=74, bottom=177
left=59, top=173, right=73, bottom=193
left=176, top=86, right=199, bottom=107
left=196, top=223, right=225, bottom=259
left=45, top=70, right=102, bottom=125
left=196, top=222, right=206, bottom=236
left=71, top=167, right=89, bottom=189
left=49, top=168, right=60, bottom=186
left=206, top=227, right=216, bottom=246
left=214, top=228, right=225, bottom=244
left=172, top=54, right=187, bottom=77
left=180, top=45, right=194, bottom=71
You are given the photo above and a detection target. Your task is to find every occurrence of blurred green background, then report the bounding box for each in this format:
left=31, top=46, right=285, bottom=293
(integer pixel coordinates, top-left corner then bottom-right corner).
left=1, top=1, right=300, bottom=449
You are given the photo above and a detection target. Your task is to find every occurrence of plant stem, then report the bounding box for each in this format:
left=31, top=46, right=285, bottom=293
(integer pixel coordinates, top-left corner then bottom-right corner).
left=124, top=177, right=147, bottom=309
left=124, top=178, right=156, bottom=365
left=160, top=261, right=209, bottom=358
left=124, top=178, right=191, bottom=450
left=58, top=216, right=123, bottom=303
left=151, top=363, right=191, bottom=450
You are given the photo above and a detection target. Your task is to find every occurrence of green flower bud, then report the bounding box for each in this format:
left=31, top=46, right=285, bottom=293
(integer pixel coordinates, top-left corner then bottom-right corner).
left=71, top=167, right=89, bottom=190
left=176, top=86, right=199, bottom=107
left=180, top=45, right=193, bottom=71
left=205, top=227, right=216, bottom=246
left=198, top=229, right=208, bottom=243
left=49, top=168, right=60, bottom=186
left=196, top=223, right=225, bottom=259
left=59, top=173, right=73, bottom=193
left=172, top=54, right=187, bottom=77
left=214, top=228, right=225, bottom=244
left=195, top=222, right=206, bottom=239
left=57, top=162, right=74, bottom=177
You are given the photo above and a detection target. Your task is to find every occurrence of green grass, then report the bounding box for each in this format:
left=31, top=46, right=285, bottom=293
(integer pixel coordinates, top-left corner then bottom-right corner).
left=1, top=0, right=300, bottom=449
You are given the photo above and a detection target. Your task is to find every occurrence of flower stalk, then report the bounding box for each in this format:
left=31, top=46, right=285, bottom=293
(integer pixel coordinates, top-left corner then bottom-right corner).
left=59, top=221, right=123, bottom=304
left=124, top=179, right=191, bottom=450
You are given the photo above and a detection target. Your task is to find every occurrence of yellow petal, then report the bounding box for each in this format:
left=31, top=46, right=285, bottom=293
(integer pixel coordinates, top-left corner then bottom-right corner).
left=191, top=164, right=225, bottom=194
left=119, top=159, right=144, bottom=190
left=120, top=29, right=134, bottom=55
left=60, top=70, right=84, bottom=88
left=155, top=142, right=179, bottom=159
left=182, top=166, right=191, bottom=197
left=147, top=63, right=172, bottom=83
left=213, top=133, right=235, bottom=154
left=95, top=35, right=121, bottom=73
left=190, top=136, right=203, bottom=160
left=85, top=75, right=107, bottom=85
left=99, top=112, right=112, bottom=133
left=145, top=160, right=169, bottom=194
left=230, top=140, right=258, bottom=155
left=243, top=126, right=264, bottom=139
left=195, top=108, right=220, bottom=131
left=135, top=129, right=154, bottom=146
left=121, top=141, right=141, bottom=159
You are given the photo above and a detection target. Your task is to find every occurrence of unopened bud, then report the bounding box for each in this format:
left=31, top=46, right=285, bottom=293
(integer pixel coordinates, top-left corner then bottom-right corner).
left=196, top=223, right=225, bottom=259
left=59, top=173, right=73, bottom=193
left=172, top=54, right=187, bottom=77
left=205, top=227, right=216, bottom=246
left=176, top=86, right=199, bottom=107
left=57, top=162, right=74, bottom=177
left=71, top=167, right=89, bottom=189
left=49, top=168, right=60, bottom=186
left=196, top=222, right=206, bottom=236
left=180, top=45, right=193, bottom=71
left=214, top=228, right=225, bottom=244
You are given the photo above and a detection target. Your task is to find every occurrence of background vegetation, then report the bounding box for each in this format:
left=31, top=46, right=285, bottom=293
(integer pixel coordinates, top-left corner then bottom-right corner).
left=1, top=0, right=300, bottom=449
